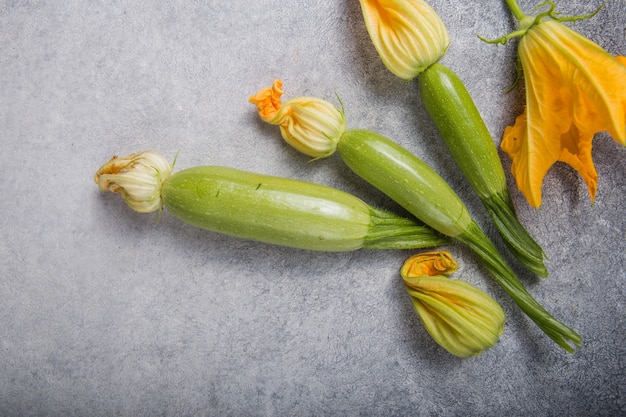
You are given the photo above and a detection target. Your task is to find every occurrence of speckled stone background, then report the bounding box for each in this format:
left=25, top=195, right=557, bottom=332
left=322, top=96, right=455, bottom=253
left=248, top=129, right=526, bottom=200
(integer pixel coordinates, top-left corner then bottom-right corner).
left=1, top=1, right=624, bottom=416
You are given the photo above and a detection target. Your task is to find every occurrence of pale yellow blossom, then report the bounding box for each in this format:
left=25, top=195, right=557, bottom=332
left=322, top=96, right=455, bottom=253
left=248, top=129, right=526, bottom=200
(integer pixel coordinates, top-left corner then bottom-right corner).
left=94, top=151, right=172, bottom=213
left=249, top=80, right=345, bottom=158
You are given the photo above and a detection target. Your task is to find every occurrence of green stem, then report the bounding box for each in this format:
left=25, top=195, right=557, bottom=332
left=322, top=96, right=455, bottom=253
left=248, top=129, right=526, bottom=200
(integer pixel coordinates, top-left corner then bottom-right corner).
left=482, top=190, right=548, bottom=277
left=504, top=0, right=527, bottom=21
left=456, top=222, right=581, bottom=352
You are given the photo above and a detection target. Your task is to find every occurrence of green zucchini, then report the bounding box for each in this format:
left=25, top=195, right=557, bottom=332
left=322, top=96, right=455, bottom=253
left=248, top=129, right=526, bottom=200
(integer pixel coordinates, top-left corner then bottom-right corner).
left=162, top=166, right=448, bottom=251
left=418, top=63, right=548, bottom=277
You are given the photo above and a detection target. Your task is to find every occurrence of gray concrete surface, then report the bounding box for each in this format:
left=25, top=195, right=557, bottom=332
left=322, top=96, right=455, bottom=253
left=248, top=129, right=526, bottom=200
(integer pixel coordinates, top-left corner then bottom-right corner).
left=1, top=0, right=624, bottom=415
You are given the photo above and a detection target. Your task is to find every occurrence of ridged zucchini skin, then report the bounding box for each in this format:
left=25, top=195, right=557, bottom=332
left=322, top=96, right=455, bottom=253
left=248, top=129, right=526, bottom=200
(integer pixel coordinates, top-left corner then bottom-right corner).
left=161, top=166, right=372, bottom=251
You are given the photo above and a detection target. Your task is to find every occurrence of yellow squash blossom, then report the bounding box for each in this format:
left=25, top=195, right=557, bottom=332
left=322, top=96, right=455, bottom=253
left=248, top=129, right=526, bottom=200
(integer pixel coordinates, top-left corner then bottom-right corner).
left=495, top=2, right=626, bottom=207
left=248, top=80, right=345, bottom=158
left=401, top=250, right=458, bottom=277
left=357, top=0, right=449, bottom=80
left=401, top=251, right=506, bottom=358
left=94, top=151, right=172, bottom=213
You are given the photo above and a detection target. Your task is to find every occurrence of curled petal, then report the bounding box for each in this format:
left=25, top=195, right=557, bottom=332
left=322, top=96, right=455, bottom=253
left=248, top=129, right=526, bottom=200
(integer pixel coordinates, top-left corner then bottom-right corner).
left=401, top=250, right=457, bottom=280
left=248, top=79, right=284, bottom=122
left=94, top=151, right=172, bottom=213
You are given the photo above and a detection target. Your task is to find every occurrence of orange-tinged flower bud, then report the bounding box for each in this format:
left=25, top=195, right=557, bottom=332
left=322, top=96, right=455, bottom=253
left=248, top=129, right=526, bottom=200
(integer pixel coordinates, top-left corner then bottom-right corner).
left=94, top=151, right=172, bottom=213
left=358, top=0, right=449, bottom=80
left=401, top=251, right=457, bottom=278
left=249, top=80, right=346, bottom=158
left=401, top=251, right=506, bottom=357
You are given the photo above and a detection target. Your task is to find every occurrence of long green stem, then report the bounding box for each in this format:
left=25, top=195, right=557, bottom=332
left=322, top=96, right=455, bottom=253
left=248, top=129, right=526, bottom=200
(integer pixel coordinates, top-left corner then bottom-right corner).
left=504, top=0, right=527, bottom=21
left=456, top=222, right=581, bottom=352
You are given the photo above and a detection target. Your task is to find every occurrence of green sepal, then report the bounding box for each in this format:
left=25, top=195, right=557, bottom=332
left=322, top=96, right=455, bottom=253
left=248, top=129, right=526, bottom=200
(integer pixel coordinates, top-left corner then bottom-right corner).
left=483, top=189, right=548, bottom=277
left=363, top=207, right=450, bottom=250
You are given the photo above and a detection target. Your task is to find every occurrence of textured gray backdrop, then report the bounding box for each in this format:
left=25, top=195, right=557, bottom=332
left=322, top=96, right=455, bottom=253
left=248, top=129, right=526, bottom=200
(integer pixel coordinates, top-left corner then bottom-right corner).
left=1, top=0, right=624, bottom=416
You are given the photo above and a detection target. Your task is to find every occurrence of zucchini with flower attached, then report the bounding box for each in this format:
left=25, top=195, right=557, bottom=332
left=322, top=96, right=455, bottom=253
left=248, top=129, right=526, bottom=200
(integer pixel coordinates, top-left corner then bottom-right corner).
left=249, top=81, right=581, bottom=352
left=94, top=151, right=448, bottom=251
left=357, top=0, right=548, bottom=277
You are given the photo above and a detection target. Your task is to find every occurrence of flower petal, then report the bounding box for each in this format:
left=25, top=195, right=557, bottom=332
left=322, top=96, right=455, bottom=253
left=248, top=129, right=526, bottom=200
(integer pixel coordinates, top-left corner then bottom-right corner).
left=557, top=125, right=598, bottom=203
left=94, top=151, right=172, bottom=213
left=249, top=79, right=284, bottom=122
left=250, top=81, right=346, bottom=158
left=358, top=0, right=449, bottom=80
left=401, top=250, right=457, bottom=280
left=405, top=276, right=505, bottom=357
left=501, top=20, right=626, bottom=207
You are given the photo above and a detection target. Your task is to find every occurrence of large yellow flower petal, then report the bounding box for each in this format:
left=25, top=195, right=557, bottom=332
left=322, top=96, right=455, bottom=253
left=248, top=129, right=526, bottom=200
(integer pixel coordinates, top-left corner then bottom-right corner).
left=501, top=20, right=626, bottom=207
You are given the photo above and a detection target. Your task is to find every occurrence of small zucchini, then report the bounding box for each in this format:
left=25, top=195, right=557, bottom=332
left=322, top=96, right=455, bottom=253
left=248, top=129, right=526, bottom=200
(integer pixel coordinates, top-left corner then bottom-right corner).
left=418, top=63, right=548, bottom=277
left=338, top=129, right=473, bottom=238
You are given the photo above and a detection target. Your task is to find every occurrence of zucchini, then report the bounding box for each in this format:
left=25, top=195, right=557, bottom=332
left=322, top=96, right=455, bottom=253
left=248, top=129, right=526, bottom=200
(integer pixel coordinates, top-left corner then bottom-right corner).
left=418, top=63, right=548, bottom=277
